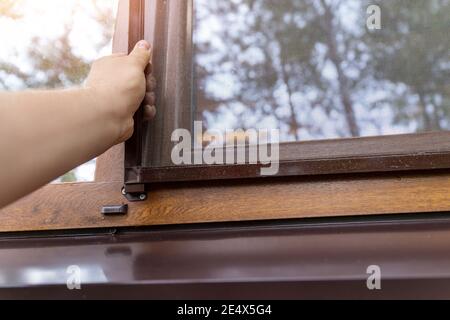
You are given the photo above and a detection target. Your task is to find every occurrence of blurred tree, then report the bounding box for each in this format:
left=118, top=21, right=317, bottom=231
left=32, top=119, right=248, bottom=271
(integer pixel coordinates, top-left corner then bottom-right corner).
left=0, top=0, right=21, bottom=19
left=0, top=0, right=116, bottom=182
left=195, top=0, right=365, bottom=140
left=59, top=171, right=77, bottom=183
left=195, top=0, right=450, bottom=140
left=364, top=0, right=450, bottom=132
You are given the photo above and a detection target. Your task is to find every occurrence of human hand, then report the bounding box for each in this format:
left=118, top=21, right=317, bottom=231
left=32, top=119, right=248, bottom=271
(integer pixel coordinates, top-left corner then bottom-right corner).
left=85, top=40, right=156, bottom=144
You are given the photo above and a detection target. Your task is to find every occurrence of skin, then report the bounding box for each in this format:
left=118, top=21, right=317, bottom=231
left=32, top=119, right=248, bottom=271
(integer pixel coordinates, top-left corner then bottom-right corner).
left=0, top=40, right=156, bottom=209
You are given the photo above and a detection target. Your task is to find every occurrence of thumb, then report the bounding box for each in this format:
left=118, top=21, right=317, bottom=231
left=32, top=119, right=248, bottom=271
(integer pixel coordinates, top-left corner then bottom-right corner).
left=129, top=40, right=151, bottom=69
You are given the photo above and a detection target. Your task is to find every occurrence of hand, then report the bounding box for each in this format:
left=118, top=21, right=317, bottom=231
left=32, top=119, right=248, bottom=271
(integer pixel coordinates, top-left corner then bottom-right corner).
left=85, top=40, right=156, bottom=144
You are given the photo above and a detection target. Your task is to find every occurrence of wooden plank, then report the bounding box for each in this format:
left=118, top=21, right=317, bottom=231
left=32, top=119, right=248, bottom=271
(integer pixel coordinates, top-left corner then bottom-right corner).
left=95, top=144, right=124, bottom=182
left=123, top=0, right=146, bottom=169
left=94, top=0, right=128, bottom=183
left=276, top=131, right=450, bottom=160
left=131, top=151, right=450, bottom=183
left=1, top=171, right=450, bottom=233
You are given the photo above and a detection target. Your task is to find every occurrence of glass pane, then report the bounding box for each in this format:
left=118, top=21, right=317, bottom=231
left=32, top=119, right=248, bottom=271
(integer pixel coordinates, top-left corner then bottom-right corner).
left=194, top=0, right=450, bottom=143
left=0, top=0, right=118, bottom=182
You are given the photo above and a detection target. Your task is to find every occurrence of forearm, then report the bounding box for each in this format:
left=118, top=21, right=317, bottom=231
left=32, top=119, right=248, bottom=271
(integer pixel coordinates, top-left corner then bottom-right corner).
left=0, top=88, right=119, bottom=208
left=0, top=40, right=153, bottom=209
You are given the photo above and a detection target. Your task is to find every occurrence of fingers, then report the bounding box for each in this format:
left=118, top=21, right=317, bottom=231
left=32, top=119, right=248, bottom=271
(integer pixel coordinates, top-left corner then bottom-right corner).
left=130, top=41, right=156, bottom=122
left=144, top=92, right=156, bottom=106
left=110, top=52, right=127, bottom=58
left=143, top=92, right=156, bottom=121
left=144, top=75, right=157, bottom=122
left=129, top=40, right=151, bottom=69
left=146, top=75, right=157, bottom=91
left=143, top=105, right=157, bottom=121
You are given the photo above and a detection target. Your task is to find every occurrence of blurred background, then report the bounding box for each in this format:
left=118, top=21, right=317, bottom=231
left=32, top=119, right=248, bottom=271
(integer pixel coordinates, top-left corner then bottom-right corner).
left=0, top=0, right=118, bottom=182
left=195, top=0, right=450, bottom=141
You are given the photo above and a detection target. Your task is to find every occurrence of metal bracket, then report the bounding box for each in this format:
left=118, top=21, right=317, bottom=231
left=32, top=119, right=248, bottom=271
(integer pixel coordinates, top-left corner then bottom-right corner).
left=121, top=185, right=147, bottom=202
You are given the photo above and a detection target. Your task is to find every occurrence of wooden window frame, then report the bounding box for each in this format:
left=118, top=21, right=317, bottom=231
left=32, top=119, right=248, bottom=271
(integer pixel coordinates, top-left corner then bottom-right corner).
left=1, top=0, right=450, bottom=233
left=124, top=0, right=450, bottom=188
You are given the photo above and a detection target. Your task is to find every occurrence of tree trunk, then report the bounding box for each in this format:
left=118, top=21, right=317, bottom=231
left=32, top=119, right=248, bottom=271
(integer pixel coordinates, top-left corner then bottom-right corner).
left=320, top=0, right=360, bottom=137
left=418, top=91, right=433, bottom=131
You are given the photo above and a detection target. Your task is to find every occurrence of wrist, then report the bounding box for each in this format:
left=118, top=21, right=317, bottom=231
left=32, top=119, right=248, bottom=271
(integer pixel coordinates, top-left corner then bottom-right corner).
left=80, top=86, right=124, bottom=147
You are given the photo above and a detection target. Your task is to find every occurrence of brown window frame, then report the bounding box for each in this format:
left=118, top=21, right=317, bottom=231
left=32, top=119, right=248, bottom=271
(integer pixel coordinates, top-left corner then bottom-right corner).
left=1, top=0, right=450, bottom=234
left=124, top=0, right=450, bottom=189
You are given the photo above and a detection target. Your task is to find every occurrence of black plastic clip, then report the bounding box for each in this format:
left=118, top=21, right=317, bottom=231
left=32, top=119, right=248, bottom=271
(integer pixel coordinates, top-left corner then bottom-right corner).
left=121, top=184, right=147, bottom=202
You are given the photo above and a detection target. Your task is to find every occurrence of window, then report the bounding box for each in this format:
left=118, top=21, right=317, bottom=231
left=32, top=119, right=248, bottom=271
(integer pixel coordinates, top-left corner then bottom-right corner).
left=195, top=0, right=450, bottom=140
left=1, top=0, right=450, bottom=233
left=124, top=0, right=450, bottom=188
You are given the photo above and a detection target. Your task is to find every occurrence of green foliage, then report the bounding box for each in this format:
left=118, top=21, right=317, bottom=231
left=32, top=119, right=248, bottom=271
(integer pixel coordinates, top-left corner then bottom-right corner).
left=59, top=170, right=77, bottom=183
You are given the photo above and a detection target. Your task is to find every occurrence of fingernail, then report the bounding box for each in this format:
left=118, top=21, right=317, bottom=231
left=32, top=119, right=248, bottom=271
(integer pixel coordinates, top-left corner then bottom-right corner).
left=137, top=40, right=150, bottom=50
